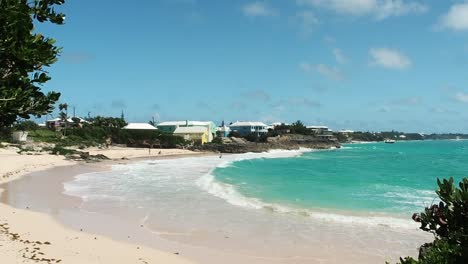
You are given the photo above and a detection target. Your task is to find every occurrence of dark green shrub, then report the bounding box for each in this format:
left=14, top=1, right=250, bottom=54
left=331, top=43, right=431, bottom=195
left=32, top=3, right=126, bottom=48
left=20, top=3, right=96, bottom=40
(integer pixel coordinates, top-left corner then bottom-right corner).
left=228, top=131, right=241, bottom=138
left=392, top=177, right=468, bottom=264
left=14, top=120, right=39, bottom=131
left=244, top=132, right=260, bottom=142
left=211, top=137, right=223, bottom=144
left=158, top=133, right=187, bottom=148
left=289, top=120, right=310, bottom=135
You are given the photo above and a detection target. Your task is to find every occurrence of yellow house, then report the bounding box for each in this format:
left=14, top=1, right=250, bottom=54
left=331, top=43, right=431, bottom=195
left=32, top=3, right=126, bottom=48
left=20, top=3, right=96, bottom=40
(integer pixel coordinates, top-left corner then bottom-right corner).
left=172, top=126, right=209, bottom=145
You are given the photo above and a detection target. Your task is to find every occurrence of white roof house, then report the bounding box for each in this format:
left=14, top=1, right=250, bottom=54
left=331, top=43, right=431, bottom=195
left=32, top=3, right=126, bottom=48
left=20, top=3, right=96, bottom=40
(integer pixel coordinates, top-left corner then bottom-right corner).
left=46, top=118, right=61, bottom=122
left=306, top=125, right=330, bottom=130
left=270, top=122, right=289, bottom=127
left=157, top=121, right=213, bottom=126
left=67, top=117, right=90, bottom=123
left=123, top=123, right=158, bottom=130
left=173, top=126, right=207, bottom=134
left=339, top=129, right=354, bottom=133
left=46, top=117, right=89, bottom=123
left=217, top=125, right=230, bottom=132
left=230, top=121, right=267, bottom=127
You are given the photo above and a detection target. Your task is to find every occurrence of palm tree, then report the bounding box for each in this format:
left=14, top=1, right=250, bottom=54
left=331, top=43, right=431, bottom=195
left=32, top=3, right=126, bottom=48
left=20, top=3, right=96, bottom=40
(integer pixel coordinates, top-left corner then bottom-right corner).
left=58, top=103, right=68, bottom=136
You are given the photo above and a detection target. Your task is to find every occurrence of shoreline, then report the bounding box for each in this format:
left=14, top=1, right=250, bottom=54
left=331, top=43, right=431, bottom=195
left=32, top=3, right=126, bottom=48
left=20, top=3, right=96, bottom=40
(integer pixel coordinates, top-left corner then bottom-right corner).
left=0, top=146, right=211, bottom=264
left=0, top=145, right=431, bottom=263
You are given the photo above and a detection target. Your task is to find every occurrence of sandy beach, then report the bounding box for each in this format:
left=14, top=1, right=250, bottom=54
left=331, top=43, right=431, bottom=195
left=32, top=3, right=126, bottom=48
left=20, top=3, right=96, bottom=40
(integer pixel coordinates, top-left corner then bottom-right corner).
left=0, top=146, right=202, bottom=264
left=0, top=144, right=432, bottom=264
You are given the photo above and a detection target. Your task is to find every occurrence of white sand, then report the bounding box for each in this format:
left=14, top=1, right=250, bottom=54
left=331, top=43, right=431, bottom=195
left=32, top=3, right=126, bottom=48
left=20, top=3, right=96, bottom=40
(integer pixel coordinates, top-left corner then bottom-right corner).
left=86, top=146, right=199, bottom=160
left=0, top=146, right=197, bottom=264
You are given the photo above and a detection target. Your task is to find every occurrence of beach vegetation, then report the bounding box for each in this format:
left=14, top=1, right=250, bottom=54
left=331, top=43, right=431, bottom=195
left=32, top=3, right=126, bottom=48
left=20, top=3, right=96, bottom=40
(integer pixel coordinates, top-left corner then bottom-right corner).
left=228, top=131, right=241, bottom=138
left=289, top=120, right=309, bottom=135
left=244, top=132, right=268, bottom=143
left=0, top=0, right=66, bottom=128
left=47, top=144, right=77, bottom=156
left=13, top=120, right=39, bottom=132
left=393, top=177, right=468, bottom=264
left=211, top=137, right=223, bottom=144
left=58, top=103, right=69, bottom=135
left=27, top=115, right=189, bottom=149
left=333, top=132, right=348, bottom=143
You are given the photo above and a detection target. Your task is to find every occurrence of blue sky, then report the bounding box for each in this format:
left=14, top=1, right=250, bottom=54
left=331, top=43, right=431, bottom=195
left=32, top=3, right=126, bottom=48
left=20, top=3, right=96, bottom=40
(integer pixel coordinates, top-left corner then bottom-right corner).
left=36, top=0, right=468, bottom=133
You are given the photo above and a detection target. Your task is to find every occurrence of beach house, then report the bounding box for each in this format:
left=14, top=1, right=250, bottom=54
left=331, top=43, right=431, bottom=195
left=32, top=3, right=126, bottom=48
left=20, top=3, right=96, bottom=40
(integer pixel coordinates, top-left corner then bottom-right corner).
left=229, top=121, right=268, bottom=136
left=307, top=125, right=335, bottom=140
left=172, top=126, right=209, bottom=145
left=306, top=125, right=331, bottom=135
left=156, top=121, right=216, bottom=142
left=46, top=116, right=89, bottom=130
left=122, top=123, right=158, bottom=130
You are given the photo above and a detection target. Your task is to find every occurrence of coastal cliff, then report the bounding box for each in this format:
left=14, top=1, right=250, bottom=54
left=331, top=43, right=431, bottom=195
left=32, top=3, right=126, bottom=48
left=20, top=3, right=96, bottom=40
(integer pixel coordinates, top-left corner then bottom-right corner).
left=191, top=134, right=340, bottom=153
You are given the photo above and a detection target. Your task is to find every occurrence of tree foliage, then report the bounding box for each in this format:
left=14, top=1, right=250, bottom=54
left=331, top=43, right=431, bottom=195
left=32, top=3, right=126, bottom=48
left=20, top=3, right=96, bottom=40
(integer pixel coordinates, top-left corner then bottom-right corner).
left=393, top=177, right=468, bottom=264
left=0, top=0, right=65, bottom=128
left=289, top=120, right=310, bottom=135
left=13, top=120, right=39, bottom=131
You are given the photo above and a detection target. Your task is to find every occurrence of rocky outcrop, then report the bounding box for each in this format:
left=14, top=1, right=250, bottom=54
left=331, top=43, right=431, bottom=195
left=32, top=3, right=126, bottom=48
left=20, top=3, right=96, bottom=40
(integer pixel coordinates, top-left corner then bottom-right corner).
left=191, top=134, right=340, bottom=154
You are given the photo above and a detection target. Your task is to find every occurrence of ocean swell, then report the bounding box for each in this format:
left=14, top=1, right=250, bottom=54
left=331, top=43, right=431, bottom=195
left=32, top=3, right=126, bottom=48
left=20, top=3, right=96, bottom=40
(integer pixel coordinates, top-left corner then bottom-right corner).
left=196, top=149, right=420, bottom=230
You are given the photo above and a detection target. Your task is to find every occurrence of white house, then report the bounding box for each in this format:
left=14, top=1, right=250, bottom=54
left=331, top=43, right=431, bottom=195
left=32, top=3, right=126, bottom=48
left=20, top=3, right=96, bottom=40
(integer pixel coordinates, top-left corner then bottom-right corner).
left=306, top=125, right=332, bottom=135
left=338, top=129, right=354, bottom=134
left=46, top=116, right=90, bottom=129
left=122, top=123, right=158, bottom=130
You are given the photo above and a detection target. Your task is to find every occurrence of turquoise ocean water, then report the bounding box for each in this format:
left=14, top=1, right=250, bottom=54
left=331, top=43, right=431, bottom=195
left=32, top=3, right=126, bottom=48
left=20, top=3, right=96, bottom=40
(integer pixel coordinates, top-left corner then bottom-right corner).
left=213, top=140, right=468, bottom=215
left=57, top=140, right=462, bottom=261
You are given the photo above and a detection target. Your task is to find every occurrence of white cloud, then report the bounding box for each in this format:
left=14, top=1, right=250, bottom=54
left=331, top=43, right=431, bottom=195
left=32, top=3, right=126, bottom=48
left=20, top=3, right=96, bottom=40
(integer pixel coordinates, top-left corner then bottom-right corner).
left=316, top=64, right=345, bottom=80
left=455, top=92, right=468, bottom=103
left=297, top=0, right=427, bottom=20
left=242, top=2, right=276, bottom=17
left=375, top=0, right=428, bottom=20
left=323, top=35, right=336, bottom=44
left=333, top=48, right=347, bottom=64
left=439, top=2, right=468, bottom=31
left=301, top=62, right=344, bottom=80
left=295, top=10, right=319, bottom=35
left=299, top=62, right=314, bottom=72
left=391, top=96, right=422, bottom=105
left=369, top=48, right=412, bottom=70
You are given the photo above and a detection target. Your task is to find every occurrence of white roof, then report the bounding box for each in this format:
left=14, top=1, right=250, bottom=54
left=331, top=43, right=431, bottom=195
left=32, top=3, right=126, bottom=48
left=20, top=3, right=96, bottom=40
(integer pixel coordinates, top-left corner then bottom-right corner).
left=67, top=117, right=89, bottom=123
left=157, top=121, right=213, bottom=126
left=230, top=121, right=267, bottom=127
left=217, top=126, right=230, bottom=132
left=46, top=117, right=89, bottom=123
left=123, top=123, right=158, bottom=130
left=270, top=122, right=288, bottom=126
left=339, top=130, right=354, bottom=133
left=173, top=126, right=207, bottom=134
left=306, top=126, right=329, bottom=129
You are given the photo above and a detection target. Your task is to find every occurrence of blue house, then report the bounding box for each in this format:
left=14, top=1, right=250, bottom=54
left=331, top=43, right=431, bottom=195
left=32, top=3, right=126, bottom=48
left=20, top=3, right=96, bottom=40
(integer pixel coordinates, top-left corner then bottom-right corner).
left=229, top=121, right=268, bottom=136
